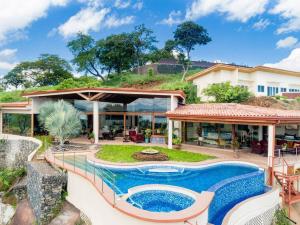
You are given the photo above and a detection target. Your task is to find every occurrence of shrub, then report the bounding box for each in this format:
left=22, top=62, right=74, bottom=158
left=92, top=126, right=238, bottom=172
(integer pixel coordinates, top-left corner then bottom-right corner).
left=56, top=76, right=102, bottom=89
left=148, top=68, right=154, bottom=77
left=273, top=208, right=291, bottom=225
left=0, top=168, right=26, bottom=191
left=203, top=82, right=252, bottom=103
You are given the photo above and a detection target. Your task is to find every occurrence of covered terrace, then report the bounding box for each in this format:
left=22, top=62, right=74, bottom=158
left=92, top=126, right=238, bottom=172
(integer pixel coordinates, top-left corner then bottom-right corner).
left=166, top=103, right=300, bottom=185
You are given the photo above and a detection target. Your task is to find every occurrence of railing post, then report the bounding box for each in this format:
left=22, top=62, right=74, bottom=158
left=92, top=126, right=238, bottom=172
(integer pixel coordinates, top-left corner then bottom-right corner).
left=63, top=150, right=65, bottom=168
left=113, top=192, right=116, bottom=206
left=73, top=152, right=75, bottom=171
left=85, top=155, right=87, bottom=176
left=93, top=161, right=95, bottom=182
left=101, top=178, right=104, bottom=193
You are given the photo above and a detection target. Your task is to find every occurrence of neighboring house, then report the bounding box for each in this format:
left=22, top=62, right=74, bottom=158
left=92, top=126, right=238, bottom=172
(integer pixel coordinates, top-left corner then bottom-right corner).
left=134, top=59, right=215, bottom=74
left=187, top=64, right=300, bottom=101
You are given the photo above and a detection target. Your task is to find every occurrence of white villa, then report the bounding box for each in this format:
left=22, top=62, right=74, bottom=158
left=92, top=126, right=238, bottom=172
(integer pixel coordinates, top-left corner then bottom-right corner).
left=187, top=64, right=300, bottom=101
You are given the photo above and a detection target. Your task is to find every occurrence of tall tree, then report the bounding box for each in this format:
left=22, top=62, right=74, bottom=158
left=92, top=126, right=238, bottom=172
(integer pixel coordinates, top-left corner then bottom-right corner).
left=99, top=33, right=135, bottom=74
left=172, top=21, right=211, bottom=81
left=68, top=33, right=105, bottom=80
left=130, top=24, right=157, bottom=73
left=3, top=55, right=73, bottom=89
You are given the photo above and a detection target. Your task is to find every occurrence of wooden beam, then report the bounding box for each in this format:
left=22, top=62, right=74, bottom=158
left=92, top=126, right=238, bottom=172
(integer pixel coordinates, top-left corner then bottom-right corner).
left=90, top=92, right=105, bottom=101
left=77, top=93, right=90, bottom=101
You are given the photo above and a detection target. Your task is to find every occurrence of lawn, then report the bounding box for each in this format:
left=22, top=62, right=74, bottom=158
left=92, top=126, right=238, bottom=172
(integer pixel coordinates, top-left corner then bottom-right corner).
left=96, top=145, right=215, bottom=163
left=35, top=135, right=52, bottom=155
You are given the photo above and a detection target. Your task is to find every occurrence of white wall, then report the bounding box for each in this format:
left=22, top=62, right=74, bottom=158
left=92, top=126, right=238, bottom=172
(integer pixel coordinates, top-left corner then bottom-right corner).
left=67, top=172, right=209, bottom=225
left=192, top=69, right=300, bottom=99
left=222, top=189, right=280, bottom=225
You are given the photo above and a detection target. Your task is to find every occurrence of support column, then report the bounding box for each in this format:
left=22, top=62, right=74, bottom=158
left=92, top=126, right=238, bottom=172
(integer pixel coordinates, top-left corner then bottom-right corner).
left=168, top=120, right=173, bottom=149
left=93, top=101, right=99, bottom=144
left=267, top=124, right=275, bottom=185
left=31, top=113, right=34, bottom=137
left=258, top=126, right=263, bottom=141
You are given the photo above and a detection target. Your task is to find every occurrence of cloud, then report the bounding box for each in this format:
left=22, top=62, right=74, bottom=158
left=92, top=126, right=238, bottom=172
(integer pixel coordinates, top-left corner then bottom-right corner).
left=0, top=48, right=18, bottom=72
left=264, top=48, right=300, bottom=72
left=253, top=18, right=271, bottom=30
left=159, top=11, right=183, bottom=26
left=114, top=0, right=130, bottom=9
left=270, top=0, right=300, bottom=34
left=58, top=7, right=110, bottom=38
left=276, top=36, right=298, bottom=49
left=0, top=0, right=68, bottom=44
left=133, top=1, right=143, bottom=10
left=104, top=15, right=135, bottom=28
left=186, top=0, right=269, bottom=22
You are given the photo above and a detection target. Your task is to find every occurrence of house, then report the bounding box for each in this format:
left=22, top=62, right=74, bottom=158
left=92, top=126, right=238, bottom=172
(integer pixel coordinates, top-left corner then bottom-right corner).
left=134, top=59, right=215, bottom=74
left=0, top=88, right=184, bottom=144
left=187, top=64, right=300, bottom=101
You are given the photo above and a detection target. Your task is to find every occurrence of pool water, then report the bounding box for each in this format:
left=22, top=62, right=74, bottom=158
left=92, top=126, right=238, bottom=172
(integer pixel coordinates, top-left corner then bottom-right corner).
left=61, top=156, right=266, bottom=225
left=127, top=190, right=195, bottom=212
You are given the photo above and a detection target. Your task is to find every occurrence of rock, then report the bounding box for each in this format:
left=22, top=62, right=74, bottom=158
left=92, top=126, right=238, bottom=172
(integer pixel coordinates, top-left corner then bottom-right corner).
left=0, top=202, right=15, bottom=225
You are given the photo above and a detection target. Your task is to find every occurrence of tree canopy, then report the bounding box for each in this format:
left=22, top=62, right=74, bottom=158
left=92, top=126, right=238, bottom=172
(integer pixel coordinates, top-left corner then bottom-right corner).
left=3, top=54, right=73, bottom=89
left=202, top=82, right=252, bottom=103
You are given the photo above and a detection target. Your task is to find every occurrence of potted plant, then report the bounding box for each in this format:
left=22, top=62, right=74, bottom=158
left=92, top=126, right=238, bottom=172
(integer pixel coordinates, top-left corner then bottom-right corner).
left=232, top=137, right=240, bottom=158
left=145, top=129, right=152, bottom=143
left=172, top=137, right=182, bottom=149
left=88, top=132, right=95, bottom=143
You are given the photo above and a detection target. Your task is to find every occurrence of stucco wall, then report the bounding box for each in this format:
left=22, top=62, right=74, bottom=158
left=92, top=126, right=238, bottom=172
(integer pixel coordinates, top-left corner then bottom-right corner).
left=66, top=171, right=209, bottom=225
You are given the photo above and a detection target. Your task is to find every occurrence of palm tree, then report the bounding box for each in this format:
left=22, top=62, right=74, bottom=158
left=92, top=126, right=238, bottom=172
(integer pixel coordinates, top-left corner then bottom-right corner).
left=38, top=100, right=82, bottom=149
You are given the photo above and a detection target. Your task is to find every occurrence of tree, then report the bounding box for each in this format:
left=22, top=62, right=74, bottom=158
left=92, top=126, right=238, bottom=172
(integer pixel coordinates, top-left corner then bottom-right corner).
left=130, top=24, right=157, bottom=73
left=170, top=21, right=211, bottom=81
left=38, top=100, right=82, bottom=149
left=99, top=33, right=135, bottom=74
left=33, top=54, right=73, bottom=86
left=202, top=82, right=252, bottom=103
left=68, top=33, right=105, bottom=80
left=3, top=54, right=73, bottom=89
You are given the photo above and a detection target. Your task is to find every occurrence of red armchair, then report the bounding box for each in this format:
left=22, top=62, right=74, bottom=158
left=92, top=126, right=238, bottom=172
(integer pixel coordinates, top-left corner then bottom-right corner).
left=251, top=140, right=268, bottom=154
left=129, top=131, right=144, bottom=143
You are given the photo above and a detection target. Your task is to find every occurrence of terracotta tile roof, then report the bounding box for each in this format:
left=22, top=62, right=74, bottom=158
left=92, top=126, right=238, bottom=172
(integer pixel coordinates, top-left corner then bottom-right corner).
left=0, top=101, right=31, bottom=108
left=166, top=103, right=300, bottom=124
left=187, top=64, right=300, bottom=81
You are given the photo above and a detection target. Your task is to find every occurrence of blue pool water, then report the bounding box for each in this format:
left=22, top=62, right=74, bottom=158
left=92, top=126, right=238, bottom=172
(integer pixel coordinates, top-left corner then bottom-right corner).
left=127, top=190, right=195, bottom=212
left=61, top=156, right=266, bottom=225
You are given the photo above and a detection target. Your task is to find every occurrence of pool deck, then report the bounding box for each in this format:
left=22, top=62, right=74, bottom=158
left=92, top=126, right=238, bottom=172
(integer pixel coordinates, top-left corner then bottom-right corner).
left=60, top=137, right=300, bottom=221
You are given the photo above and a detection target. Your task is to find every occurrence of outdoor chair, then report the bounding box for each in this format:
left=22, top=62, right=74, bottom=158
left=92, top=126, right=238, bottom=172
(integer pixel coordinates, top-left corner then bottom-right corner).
left=251, top=140, right=267, bottom=154
left=129, top=131, right=144, bottom=143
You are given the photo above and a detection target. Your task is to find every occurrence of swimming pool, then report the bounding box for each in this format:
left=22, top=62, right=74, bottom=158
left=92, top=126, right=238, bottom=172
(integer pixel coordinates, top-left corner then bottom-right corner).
left=61, top=156, right=266, bottom=225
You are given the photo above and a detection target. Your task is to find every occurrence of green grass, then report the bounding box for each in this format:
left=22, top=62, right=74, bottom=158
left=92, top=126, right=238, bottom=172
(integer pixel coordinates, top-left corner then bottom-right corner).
left=0, top=69, right=203, bottom=103
left=35, top=135, right=52, bottom=155
left=96, top=145, right=215, bottom=163
left=0, top=168, right=26, bottom=192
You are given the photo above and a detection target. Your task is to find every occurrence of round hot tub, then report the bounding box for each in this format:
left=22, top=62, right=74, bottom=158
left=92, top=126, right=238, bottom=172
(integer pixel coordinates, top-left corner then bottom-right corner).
left=127, top=188, right=196, bottom=212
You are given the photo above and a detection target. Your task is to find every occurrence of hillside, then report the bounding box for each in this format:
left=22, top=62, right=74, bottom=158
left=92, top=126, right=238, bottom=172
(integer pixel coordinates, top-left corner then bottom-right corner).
left=243, top=96, right=300, bottom=110
left=0, top=69, right=202, bottom=104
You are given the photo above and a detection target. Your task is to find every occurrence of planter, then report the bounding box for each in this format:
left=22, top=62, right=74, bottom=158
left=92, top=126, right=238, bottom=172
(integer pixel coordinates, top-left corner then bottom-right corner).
left=173, top=144, right=181, bottom=150
left=145, top=138, right=150, bottom=143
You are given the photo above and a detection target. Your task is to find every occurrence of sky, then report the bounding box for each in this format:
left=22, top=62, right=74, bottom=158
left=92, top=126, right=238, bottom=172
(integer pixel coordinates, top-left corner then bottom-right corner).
left=0, top=0, right=300, bottom=76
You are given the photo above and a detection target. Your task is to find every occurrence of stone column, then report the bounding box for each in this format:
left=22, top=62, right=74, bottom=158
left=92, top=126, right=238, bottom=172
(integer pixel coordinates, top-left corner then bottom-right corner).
left=267, top=125, right=275, bottom=185
left=93, top=101, right=99, bottom=144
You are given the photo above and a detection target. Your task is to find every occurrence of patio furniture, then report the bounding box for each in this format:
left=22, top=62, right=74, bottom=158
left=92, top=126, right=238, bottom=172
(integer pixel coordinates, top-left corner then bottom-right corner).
left=129, top=131, right=144, bottom=143
left=251, top=140, right=268, bottom=154
left=218, top=138, right=232, bottom=149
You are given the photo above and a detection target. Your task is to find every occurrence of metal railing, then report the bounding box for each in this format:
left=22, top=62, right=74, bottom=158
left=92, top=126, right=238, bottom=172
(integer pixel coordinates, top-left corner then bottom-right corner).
left=45, top=150, right=121, bottom=206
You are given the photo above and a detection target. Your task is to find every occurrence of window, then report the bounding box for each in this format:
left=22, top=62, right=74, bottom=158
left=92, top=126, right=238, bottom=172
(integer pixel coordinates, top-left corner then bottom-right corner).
left=281, top=88, right=287, bottom=93
left=257, top=85, right=264, bottom=93
left=267, top=86, right=279, bottom=96
left=2, top=113, right=31, bottom=136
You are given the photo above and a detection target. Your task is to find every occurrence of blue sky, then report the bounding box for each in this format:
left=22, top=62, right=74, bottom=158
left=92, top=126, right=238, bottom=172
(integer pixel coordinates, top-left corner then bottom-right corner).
left=0, top=0, right=300, bottom=75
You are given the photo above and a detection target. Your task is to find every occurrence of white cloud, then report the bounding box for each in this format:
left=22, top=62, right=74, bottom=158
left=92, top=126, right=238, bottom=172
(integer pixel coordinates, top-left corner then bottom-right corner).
left=104, top=15, right=135, bottom=28
left=133, top=1, right=143, bottom=10
left=253, top=18, right=271, bottom=30
left=114, top=0, right=130, bottom=9
left=0, top=48, right=18, bottom=72
left=186, top=0, right=269, bottom=22
left=58, top=7, right=110, bottom=38
left=0, top=0, right=68, bottom=44
left=276, top=36, right=298, bottom=49
left=264, top=48, right=300, bottom=72
left=159, top=11, right=183, bottom=26
left=270, top=0, right=300, bottom=34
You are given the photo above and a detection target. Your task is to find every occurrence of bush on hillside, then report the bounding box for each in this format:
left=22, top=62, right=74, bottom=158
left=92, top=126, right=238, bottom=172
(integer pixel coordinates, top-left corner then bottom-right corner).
left=203, top=82, right=252, bottom=103
left=56, top=76, right=102, bottom=89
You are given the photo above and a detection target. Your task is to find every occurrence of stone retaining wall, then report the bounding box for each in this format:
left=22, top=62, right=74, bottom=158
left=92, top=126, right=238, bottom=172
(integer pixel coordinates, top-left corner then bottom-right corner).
left=27, top=162, right=65, bottom=225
